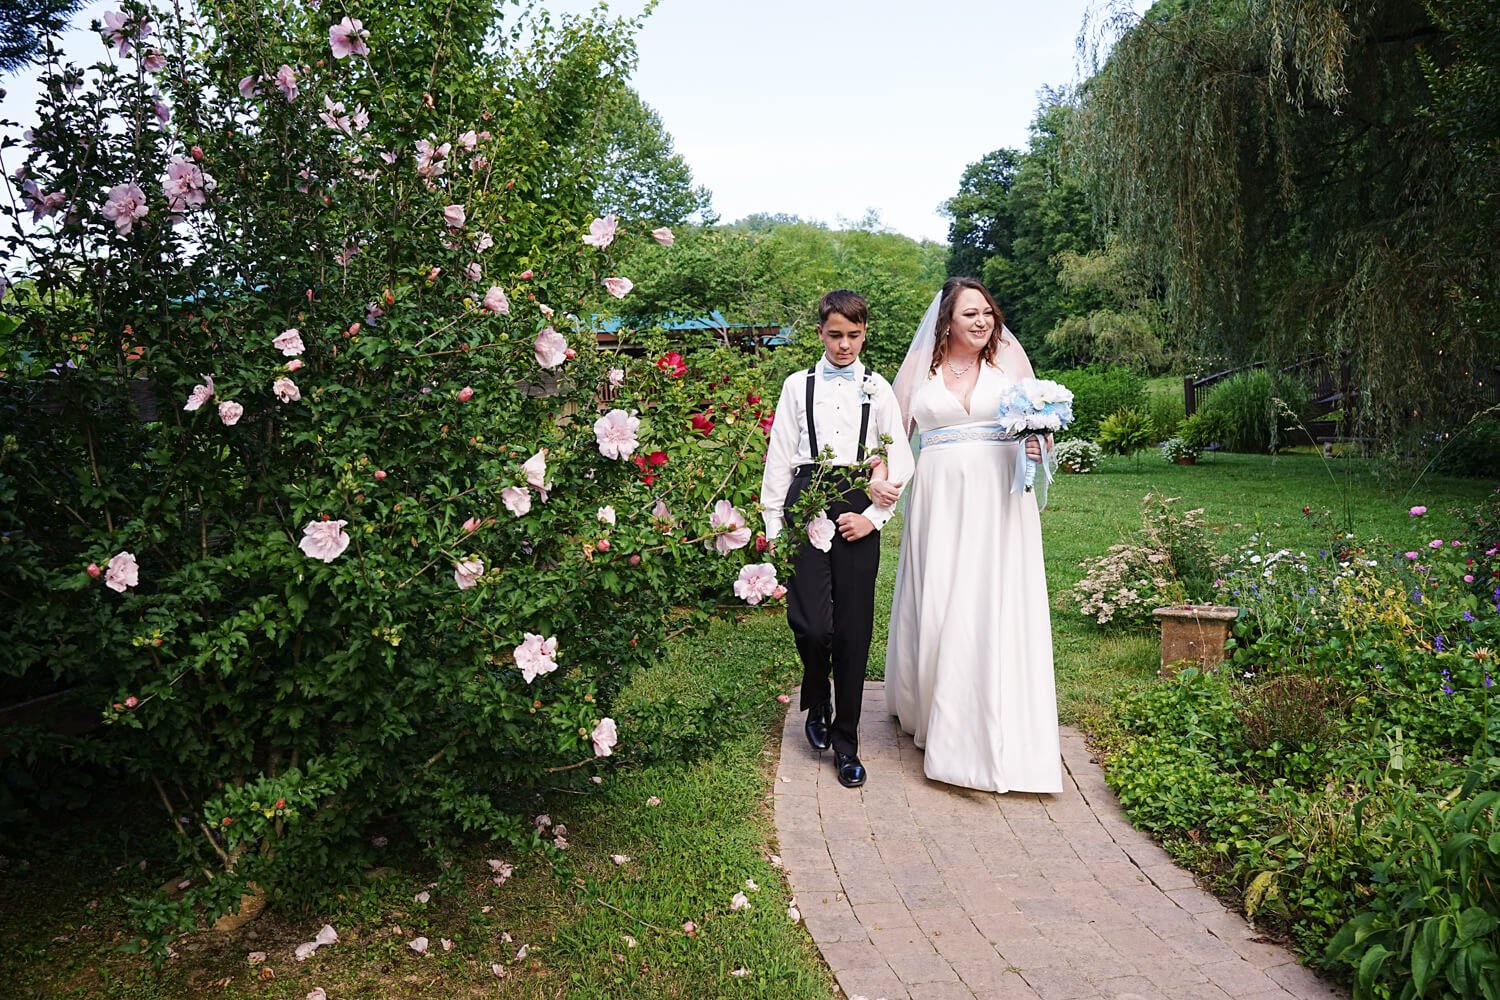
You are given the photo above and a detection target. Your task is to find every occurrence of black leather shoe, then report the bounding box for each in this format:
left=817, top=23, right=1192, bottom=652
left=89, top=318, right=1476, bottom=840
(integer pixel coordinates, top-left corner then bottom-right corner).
left=804, top=706, right=832, bottom=752
left=835, top=750, right=866, bottom=788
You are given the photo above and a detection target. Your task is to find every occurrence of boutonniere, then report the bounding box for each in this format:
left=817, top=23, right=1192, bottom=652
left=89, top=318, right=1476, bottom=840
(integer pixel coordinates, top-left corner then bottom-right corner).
left=859, top=381, right=876, bottom=404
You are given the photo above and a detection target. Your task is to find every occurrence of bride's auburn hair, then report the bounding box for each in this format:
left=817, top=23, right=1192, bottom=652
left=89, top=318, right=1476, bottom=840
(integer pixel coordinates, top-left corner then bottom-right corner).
left=929, top=276, right=1007, bottom=375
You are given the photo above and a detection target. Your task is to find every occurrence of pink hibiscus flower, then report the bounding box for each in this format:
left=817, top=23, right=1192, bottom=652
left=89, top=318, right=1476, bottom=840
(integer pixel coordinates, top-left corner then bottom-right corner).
left=105, top=550, right=139, bottom=592
left=161, top=157, right=212, bottom=213
left=708, top=500, right=751, bottom=554
left=602, top=276, right=633, bottom=299
left=522, top=449, right=550, bottom=493
left=453, top=558, right=484, bottom=590
left=298, top=520, right=350, bottom=562
left=329, top=17, right=369, bottom=60
left=806, top=512, right=835, bottom=553
left=501, top=485, right=532, bottom=517
left=733, top=563, right=779, bottom=605
left=273, top=377, right=301, bottom=403
left=101, top=182, right=149, bottom=235
left=273, top=328, right=305, bottom=356
left=103, top=9, right=154, bottom=56
left=591, top=717, right=618, bottom=757
left=182, top=374, right=215, bottom=411
left=513, top=633, right=559, bottom=683
left=274, top=64, right=298, bottom=102
left=581, top=215, right=618, bottom=248
left=534, top=327, right=568, bottom=368
left=651, top=227, right=674, bottom=247
left=483, top=286, right=510, bottom=314
left=593, top=409, right=640, bottom=460
left=218, top=401, right=244, bottom=426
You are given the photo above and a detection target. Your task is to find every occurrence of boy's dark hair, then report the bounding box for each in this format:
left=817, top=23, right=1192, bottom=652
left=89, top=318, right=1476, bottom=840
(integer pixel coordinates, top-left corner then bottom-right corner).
left=818, top=289, right=868, bottom=327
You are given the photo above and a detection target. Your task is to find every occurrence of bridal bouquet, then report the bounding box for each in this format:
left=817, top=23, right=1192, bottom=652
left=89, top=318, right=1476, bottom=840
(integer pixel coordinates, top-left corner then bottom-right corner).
left=997, top=378, right=1075, bottom=492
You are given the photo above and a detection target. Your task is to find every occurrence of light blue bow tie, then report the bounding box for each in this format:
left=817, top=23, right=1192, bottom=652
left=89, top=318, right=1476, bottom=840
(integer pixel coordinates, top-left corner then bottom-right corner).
left=823, top=365, right=856, bottom=382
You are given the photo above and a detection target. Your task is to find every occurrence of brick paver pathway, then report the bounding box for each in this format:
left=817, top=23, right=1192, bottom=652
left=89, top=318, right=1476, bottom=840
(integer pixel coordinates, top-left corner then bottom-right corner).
left=773, top=682, right=1348, bottom=1000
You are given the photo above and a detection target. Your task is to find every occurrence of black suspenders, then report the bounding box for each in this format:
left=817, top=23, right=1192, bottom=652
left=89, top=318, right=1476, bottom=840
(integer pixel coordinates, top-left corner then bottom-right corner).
left=804, top=365, right=873, bottom=466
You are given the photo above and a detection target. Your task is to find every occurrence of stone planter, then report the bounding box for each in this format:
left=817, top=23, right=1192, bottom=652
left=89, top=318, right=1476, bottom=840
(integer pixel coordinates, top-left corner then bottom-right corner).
left=1174, top=456, right=1196, bottom=466
left=1152, top=604, right=1239, bottom=679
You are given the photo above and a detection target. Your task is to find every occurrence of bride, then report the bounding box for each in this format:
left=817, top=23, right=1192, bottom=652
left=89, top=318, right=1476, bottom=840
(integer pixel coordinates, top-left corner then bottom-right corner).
left=878, top=276, right=1062, bottom=794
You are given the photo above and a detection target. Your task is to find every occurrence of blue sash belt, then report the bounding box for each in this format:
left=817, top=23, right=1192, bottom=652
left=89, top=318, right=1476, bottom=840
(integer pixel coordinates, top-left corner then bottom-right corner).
left=918, top=423, right=1016, bottom=448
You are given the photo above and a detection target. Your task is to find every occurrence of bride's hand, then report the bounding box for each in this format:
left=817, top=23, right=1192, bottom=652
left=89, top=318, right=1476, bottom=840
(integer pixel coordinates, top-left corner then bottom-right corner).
left=868, top=479, right=903, bottom=506
left=1024, top=437, right=1044, bottom=462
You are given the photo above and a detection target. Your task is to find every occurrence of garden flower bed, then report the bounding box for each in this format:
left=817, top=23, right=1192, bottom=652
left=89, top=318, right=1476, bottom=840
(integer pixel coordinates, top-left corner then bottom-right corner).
left=1092, top=498, right=1500, bottom=998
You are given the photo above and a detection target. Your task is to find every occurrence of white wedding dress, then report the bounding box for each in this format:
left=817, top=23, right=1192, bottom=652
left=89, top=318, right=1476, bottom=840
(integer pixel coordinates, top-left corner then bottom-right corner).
left=885, top=363, right=1062, bottom=793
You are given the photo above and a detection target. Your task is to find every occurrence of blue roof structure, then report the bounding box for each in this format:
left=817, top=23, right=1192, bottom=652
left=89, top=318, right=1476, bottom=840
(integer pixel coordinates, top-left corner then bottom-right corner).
left=587, top=311, right=794, bottom=346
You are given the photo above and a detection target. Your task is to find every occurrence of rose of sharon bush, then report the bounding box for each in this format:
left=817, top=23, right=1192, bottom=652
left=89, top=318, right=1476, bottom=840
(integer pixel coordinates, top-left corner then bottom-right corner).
left=0, top=0, right=790, bottom=954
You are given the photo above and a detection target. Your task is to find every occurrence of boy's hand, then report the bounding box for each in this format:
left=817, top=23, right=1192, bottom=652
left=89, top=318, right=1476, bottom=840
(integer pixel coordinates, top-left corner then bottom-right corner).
left=836, top=512, right=875, bottom=541
left=868, top=479, right=903, bottom=506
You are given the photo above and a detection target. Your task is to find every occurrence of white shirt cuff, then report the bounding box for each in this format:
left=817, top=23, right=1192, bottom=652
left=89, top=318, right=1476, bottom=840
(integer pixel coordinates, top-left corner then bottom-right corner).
left=862, top=504, right=893, bottom=531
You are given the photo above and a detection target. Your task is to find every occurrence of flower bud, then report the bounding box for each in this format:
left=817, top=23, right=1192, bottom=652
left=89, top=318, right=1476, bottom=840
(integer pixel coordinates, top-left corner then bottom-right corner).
left=124, top=696, right=138, bottom=708
left=191, top=145, right=204, bottom=160
left=458, top=386, right=474, bottom=402
left=520, top=269, right=533, bottom=280
left=596, top=539, right=610, bottom=552
left=87, top=563, right=101, bottom=578
left=628, top=554, right=640, bottom=565
left=374, top=470, right=387, bottom=480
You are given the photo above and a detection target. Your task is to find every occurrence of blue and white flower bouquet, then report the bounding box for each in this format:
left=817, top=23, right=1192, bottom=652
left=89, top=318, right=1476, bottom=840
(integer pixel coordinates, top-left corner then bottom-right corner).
left=997, top=378, right=1074, bottom=492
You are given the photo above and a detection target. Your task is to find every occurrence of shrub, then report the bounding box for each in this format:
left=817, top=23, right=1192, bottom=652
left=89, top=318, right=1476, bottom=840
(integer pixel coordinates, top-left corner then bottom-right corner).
left=0, top=0, right=809, bottom=950
left=1231, top=673, right=1344, bottom=785
left=1325, top=758, right=1500, bottom=1000
left=1161, top=436, right=1200, bottom=463
left=1097, top=407, right=1155, bottom=458
left=1054, top=438, right=1104, bottom=473
left=1200, top=369, right=1311, bottom=453
left=1073, top=541, right=1186, bottom=627
left=1147, top=388, right=1186, bottom=441
left=1426, top=412, right=1500, bottom=478
left=1180, top=408, right=1228, bottom=451
left=1043, top=365, right=1144, bottom=441
left=1074, top=493, right=1225, bottom=626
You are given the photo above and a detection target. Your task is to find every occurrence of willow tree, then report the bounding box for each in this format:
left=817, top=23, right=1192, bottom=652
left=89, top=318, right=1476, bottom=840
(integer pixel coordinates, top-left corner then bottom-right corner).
left=1071, top=0, right=1499, bottom=447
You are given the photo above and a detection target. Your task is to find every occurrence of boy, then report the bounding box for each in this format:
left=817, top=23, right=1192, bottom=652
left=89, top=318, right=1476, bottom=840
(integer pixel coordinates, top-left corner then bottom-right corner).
left=761, top=290, right=913, bottom=787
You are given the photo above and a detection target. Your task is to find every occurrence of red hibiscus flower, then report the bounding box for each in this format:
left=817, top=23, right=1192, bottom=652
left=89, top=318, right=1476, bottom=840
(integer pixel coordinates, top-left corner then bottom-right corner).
left=691, top=412, right=715, bottom=436
left=656, top=351, right=686, bottom=377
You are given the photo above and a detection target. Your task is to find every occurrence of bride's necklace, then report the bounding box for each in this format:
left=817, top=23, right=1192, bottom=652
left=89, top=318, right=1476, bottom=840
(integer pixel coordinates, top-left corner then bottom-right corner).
left=945, top=356, right=977, bottom=378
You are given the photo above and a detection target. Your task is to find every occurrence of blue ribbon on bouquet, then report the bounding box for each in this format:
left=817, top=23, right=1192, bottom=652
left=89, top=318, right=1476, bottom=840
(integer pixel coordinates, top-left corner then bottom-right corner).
left=1011, top=436, right=1054, bottom=495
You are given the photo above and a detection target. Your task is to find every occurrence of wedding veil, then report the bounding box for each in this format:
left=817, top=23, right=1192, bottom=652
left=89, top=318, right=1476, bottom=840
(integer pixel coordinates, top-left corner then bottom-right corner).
left=891, top=289, right=1057, bottom=509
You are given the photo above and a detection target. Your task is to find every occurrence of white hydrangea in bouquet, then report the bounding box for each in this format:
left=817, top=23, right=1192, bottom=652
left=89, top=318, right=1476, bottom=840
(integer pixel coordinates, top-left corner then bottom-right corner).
left=997, top=378, right=1074, bottom=492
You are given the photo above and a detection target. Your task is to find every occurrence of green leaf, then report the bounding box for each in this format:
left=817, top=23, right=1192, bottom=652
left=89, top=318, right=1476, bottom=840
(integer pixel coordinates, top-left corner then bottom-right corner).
left=1456, top=907, right=1499, bottom=945
left=1356, top=944, right=1392, bottom=996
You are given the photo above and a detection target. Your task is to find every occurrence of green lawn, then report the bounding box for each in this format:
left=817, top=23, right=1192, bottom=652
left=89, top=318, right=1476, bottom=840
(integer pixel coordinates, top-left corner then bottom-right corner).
left=4, top=452, right=1493, bottom=998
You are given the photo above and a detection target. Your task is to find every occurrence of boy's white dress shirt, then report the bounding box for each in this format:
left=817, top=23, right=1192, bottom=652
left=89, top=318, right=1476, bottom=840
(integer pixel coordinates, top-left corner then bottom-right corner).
left=760, top=357, right=914, bottom=541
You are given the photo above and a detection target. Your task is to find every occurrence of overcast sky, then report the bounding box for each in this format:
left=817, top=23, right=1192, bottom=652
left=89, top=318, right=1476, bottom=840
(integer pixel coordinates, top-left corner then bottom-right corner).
left=1, top=1, right=1148, bottom=243
left=557, top=0, right=1148, bottom=240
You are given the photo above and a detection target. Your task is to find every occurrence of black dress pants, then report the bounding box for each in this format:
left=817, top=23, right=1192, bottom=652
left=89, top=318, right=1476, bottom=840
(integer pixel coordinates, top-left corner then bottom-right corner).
left=784, top=471, right=881, bottom=757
